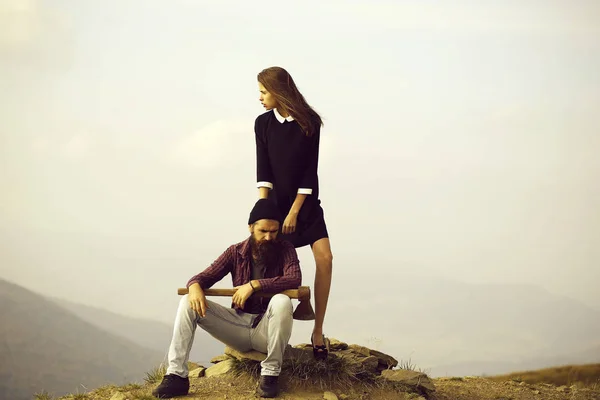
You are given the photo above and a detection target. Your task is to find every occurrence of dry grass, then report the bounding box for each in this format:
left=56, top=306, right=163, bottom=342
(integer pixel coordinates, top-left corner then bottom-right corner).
left=489, top=363, right=600, bottom=388
left=397, top=357, right=428, bottom=374
left=143, top=361, right=201, bottom=385
left=34, top=391, right=55, bottom=400
left=231, top=353, right=392, bottom=393
left=143, top=363, right=167, bottom=384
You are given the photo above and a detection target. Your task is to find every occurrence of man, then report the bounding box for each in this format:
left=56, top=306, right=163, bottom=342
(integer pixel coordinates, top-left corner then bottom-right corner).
left=152, top=199, right=302, bottom=399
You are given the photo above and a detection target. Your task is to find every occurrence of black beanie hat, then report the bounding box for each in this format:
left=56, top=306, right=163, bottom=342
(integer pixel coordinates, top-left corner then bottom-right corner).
left=248, top=199, right=282, bottom=225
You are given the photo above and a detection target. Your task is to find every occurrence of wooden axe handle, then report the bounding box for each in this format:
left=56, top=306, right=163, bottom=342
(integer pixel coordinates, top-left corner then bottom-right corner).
left=177, top=285, right=310, bottom=300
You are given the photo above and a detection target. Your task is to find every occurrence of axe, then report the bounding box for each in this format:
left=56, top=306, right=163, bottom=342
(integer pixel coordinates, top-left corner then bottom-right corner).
left=177, top=285, right=315, bottom=321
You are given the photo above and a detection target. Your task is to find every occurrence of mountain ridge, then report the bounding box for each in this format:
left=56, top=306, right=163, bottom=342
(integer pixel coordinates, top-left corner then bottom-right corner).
left=0, top=279, right=165, bottom=400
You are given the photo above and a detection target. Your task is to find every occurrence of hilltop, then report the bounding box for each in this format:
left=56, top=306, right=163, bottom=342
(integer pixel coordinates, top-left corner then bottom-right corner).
left=46, top=339, right=600, bottom=400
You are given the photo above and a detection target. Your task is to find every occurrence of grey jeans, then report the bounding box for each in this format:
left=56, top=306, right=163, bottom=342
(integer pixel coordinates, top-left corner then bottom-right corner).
left=166, top=293, right=293, bottom=377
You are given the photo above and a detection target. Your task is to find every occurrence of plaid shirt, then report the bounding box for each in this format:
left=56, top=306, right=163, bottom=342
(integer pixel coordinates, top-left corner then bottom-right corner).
left=186, top=237, right=302, bottom=297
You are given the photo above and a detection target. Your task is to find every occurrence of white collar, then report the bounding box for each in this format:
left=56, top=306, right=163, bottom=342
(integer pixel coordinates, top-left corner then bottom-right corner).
left=273, top=108, right=294, bottom=123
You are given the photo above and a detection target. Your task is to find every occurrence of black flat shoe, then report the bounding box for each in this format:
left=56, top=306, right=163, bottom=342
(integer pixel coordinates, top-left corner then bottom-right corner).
left=151, top=374, right=189, bottom=398
left=256, top=375, right=279, bottom=398
left=311, top=333, right=330, bottom=360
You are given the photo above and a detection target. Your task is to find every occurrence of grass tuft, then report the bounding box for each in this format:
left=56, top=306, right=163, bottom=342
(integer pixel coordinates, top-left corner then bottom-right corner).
left=397, top=357, right=426, bottom=373
left=34, top=390, right=54, bottom=400
left=144, top=363, right=167, bottom=384
left=131, top=391, right=157, bottom=400
left=144, top=361, right=198, bottom=385
left=231, top=353, right=382, bottom=391
left=121, top=383, right=142, bottom=391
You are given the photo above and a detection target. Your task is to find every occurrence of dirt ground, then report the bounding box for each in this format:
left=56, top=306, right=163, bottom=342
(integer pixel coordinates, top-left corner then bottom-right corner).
left=431, top=376, right=600, bottom=400
left=69, top=374, right=600, bottom=400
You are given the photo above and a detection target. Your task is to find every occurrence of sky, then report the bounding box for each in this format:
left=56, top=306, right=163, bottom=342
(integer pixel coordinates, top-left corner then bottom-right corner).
left=1, top=0, right=599, bottom=348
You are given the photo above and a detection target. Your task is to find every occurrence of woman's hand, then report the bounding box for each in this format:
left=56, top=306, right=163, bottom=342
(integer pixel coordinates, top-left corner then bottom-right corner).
left=282, top=211, right=298, bottom=234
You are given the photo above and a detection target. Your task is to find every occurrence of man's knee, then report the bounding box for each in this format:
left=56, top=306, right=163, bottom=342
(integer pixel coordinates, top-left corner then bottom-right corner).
left=178, top=294, right=190, bottom=308
left=268, top=294, right=293, bottom=316
left=177, top=294, right=195, bottom=316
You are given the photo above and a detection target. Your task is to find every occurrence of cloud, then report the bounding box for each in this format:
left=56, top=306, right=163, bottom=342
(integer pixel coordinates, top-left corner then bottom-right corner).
left=30, top=137, right=49, bottom=154
left=165, top=120, right=252, bottom=169
left=346, top=2, right=598, bottom=35
left=0, top=0, right=73, bottom=69
left=166, top=119, right=337, bottom=170
left=0, top=0, right=39, bottom=49
left=29, top=134, right=92, bottom=160
left=62, top=135, right=91, bottom=160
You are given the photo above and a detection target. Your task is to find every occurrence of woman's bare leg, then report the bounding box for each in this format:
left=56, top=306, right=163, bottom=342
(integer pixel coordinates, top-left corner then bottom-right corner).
left=310, top=237, right=333, bottom=348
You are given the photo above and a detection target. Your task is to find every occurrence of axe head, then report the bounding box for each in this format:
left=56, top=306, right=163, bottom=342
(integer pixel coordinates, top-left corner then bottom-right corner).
left=293, top=298, right=315, bottom=320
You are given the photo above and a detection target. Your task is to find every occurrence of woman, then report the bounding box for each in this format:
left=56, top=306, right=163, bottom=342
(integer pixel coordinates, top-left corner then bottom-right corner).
left=254, top=66, right=333, bottom=360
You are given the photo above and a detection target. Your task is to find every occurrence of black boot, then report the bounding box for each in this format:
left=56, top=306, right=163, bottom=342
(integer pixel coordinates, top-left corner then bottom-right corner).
left=151, top=374, right=190, bottom=398
left=256, top=375, right=279, bottom=398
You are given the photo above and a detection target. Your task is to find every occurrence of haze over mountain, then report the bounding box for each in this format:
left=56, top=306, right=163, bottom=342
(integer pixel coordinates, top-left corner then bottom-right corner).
left=0, top=279, right=165, bottom=400
left=323, top=269, right=600, bottom=377
left=50, top=296, right=225, bottom=367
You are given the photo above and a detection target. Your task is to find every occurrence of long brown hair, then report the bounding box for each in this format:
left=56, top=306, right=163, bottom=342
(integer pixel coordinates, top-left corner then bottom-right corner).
left=258, top=66, right=323, bottom=137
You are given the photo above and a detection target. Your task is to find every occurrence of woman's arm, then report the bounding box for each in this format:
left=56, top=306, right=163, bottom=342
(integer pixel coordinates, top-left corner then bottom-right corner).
left=255, top=117, right=274, bottom=198
left=297, top=125, right=320, bottom=198
left=258, top=186, right=270, bottom=199
left=289, top=193, right=307, bottom=216
left=282, top=126, right=320, bottom=233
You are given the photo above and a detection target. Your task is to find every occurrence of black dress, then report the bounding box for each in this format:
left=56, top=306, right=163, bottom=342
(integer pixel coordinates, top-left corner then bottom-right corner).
left=254, top=109, right=329, bottom=248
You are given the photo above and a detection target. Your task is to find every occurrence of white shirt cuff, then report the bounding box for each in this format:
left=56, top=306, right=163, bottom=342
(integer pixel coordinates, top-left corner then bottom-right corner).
left=257, top=181, right=273, bottom=189
left=298, top=188, right=313, bottom=195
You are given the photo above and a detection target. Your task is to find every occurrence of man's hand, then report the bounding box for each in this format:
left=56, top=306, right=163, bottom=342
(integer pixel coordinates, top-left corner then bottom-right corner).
left=232, top=283, right=255, bottom=310
left=188, top=283, right=208, bottom=318
left=282, top=211, right=298, bottom=234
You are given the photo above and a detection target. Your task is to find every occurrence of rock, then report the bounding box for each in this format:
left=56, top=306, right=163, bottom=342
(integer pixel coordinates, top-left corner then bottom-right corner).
left=370, top=349, right=398, bottom=369
left=329, top=338, right=348, bottom=351
left=205, top=359, right=236, bottom=377
left=556, top=385, right=569, bottom=392
left=189, top=366, right=206, bottom=378
left=294, top=343, right=313, bottom=349
left=110, top=393, right=128, bottom=400
left=381, top=369, right=435, bottom=393
left=348, top=344, right=371, bottom=357
left=359, top=355, right=379, bottom=370
left=323, top=391, right=338, bottom=400
left=284, top=344, right=313, bottom=362
left=225, top=345, right=266, bottom=362
left=339, top=395, right=349, bottom=400
left=210, top=354, right=231, bottom=363
left=533, top=390, right=541, bottom=394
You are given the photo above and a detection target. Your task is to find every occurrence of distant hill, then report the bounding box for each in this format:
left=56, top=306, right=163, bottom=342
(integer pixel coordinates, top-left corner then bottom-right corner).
left=489, top=363, right=600, bottom=387
left=431, top=346, right=600, bottom=377
left=322, top=269, right=600, bottom=377
left=50, top=296, right=225, bottom=366
left=0, top=279, right=165, bottom=400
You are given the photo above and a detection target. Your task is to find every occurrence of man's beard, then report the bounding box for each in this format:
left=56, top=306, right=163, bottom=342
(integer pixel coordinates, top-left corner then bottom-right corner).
left=250, top=235, right=282, bottom=269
